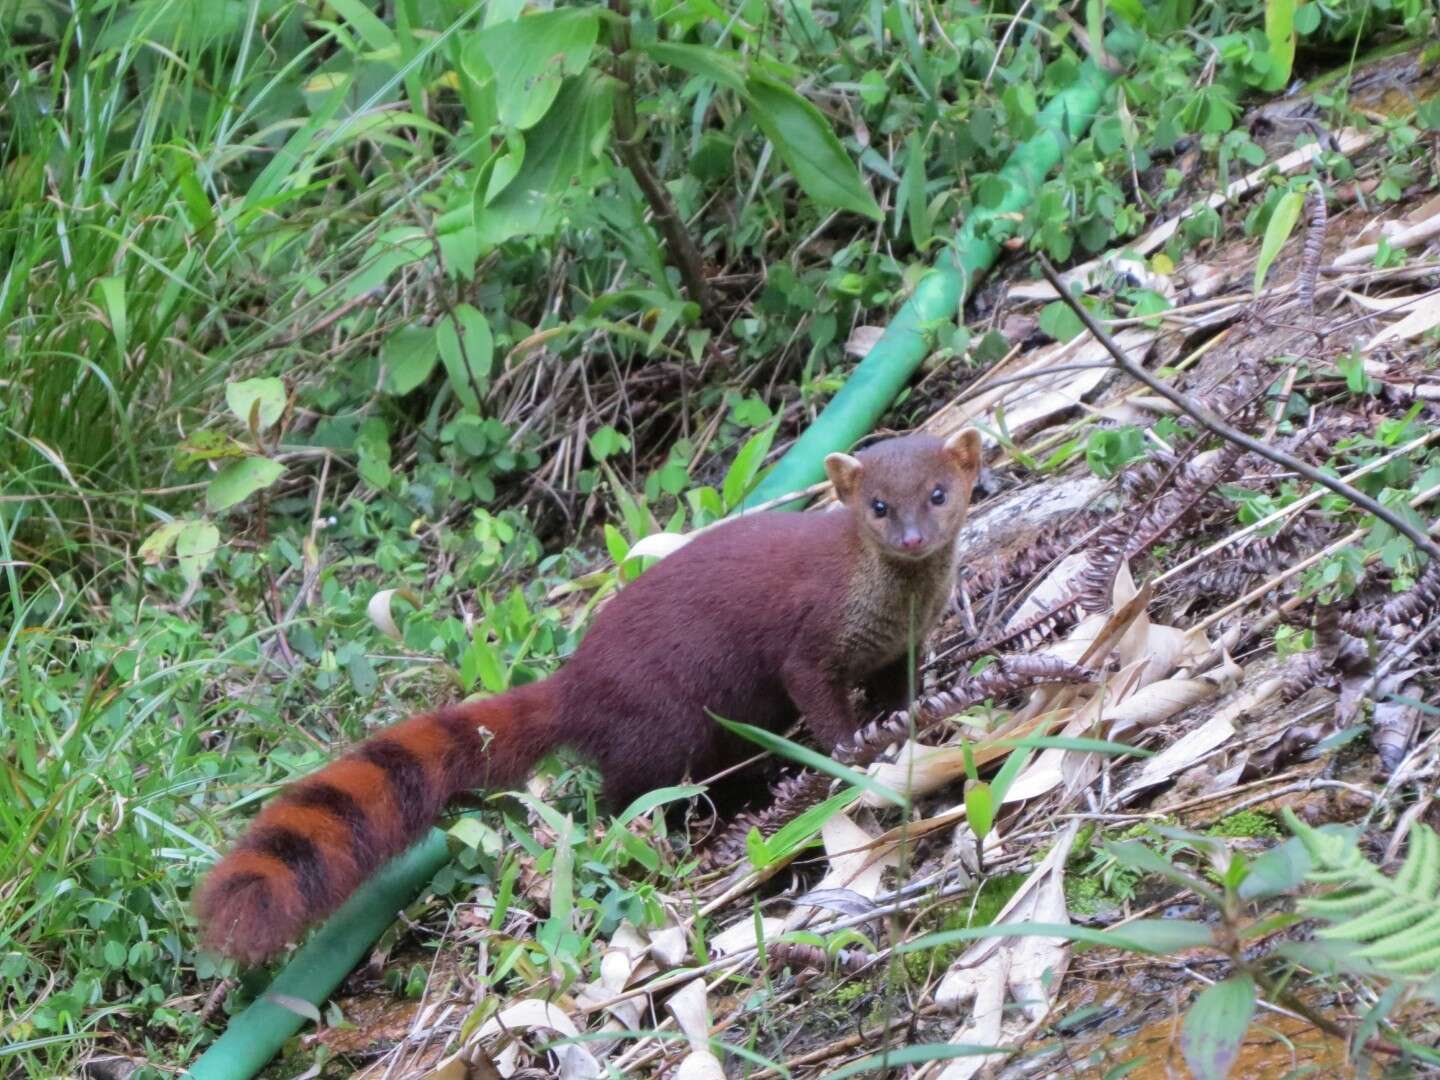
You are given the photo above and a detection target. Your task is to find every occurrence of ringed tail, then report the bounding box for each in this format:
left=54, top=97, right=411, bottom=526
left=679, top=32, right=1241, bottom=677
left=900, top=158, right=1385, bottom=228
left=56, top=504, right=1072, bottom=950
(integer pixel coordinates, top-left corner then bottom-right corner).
left=195, top=680, right=556, bottom=964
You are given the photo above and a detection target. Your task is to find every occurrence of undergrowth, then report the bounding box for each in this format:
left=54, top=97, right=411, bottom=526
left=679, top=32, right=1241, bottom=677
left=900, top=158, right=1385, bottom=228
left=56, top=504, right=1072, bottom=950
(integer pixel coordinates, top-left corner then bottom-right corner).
left=2, top=0, right=1438, bottom=1076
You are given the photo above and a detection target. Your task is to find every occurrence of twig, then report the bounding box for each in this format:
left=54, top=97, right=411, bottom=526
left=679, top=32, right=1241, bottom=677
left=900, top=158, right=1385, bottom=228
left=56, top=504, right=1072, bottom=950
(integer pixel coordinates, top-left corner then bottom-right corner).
left=1037, top=257, right=1440, bottom=562
left=608, top=0, right=717, bottom=321
left=1154, top=429, right=1440, bottom=587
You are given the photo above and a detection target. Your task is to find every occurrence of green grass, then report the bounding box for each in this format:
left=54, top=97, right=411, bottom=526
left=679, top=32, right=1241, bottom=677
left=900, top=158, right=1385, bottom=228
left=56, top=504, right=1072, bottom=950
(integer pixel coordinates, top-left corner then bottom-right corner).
left=4, top=0, right=1436, bottom=1074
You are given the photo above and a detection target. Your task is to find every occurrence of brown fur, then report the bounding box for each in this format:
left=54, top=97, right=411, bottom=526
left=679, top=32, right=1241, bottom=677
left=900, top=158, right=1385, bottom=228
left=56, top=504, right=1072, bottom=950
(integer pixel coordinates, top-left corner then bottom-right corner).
left=196, top=430, right=983, bottom=963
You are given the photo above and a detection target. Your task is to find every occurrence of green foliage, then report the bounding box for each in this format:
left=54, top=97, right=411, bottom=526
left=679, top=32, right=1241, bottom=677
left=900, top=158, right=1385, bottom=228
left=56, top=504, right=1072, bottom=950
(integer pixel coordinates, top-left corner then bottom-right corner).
left=5, top=0, right=1440, bottom=1073
left=1287, top=812, right=1440, bottom=979
left=1207, top=810, right=1282, bottom=840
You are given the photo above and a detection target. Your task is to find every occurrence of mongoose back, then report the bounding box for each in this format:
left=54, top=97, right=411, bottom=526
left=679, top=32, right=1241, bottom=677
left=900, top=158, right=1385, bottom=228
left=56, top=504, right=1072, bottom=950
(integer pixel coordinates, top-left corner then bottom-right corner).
left=196, top=429, right=983, bottom=962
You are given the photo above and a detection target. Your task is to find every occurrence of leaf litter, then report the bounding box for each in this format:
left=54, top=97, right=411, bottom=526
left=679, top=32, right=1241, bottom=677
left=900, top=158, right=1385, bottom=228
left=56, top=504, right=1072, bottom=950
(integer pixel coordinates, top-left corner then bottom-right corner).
left=323, top=56, right=1440, bottom=1080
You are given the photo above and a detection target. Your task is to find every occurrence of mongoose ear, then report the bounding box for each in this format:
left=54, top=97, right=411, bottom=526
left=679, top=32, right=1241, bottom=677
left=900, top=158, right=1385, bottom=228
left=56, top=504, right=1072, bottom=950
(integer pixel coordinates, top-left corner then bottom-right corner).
left=825, top=452, right=864, bottom=501
left=942, top=428, right=983, bottom=475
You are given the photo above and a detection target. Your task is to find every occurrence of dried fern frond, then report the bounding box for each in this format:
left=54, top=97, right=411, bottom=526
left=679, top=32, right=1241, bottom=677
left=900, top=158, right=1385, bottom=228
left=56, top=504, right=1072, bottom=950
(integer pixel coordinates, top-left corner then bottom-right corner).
left=1287, top=810, right=1440, bottom=978
left=1342, top=564, right=1440, bottom=638
left=950, top=599, right=1081, bottom=664
left=1078, top=444, right=1242, bottom=613
left=1300, top=185, right=1328, bottom=314
left=705, top=657, right=1098, bottom=865
left=769, top=939, right=875, bottom=976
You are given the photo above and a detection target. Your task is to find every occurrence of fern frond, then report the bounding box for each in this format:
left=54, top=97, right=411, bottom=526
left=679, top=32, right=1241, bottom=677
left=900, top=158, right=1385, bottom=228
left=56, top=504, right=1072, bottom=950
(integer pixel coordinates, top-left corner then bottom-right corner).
left=1285, top=810, right=1440, bottom=979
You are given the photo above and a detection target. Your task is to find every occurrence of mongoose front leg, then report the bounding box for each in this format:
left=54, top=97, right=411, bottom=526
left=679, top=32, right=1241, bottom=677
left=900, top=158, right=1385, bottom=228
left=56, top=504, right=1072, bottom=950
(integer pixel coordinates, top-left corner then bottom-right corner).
left=863, top=655, right=915, bottom=714
left=782, top=657, right=861, bottom=750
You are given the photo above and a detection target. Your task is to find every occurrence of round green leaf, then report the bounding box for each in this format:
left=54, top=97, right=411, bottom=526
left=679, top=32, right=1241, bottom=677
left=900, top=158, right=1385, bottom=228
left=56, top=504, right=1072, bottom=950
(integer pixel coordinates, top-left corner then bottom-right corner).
left=225, top=377, right=286, bottom=431
left=382, top=325, right=440, bottom=396
left=174, top=520, right=220, bottom=585
left=464, top=9, right=599, bottom=131
left=207, top=457, right=285, bottom=511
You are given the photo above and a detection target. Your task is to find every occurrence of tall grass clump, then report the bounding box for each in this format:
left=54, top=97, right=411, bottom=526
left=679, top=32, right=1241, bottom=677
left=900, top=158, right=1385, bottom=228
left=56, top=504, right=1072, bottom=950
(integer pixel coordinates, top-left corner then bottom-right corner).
left=1, top=1, right=488, bottom=1070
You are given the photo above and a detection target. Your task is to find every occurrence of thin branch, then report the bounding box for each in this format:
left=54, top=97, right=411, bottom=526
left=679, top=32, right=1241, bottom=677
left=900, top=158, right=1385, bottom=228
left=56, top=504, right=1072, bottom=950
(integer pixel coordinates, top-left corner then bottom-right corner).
left=1036, top=256, right=1440, bottom=562
left=608, top=0, right=717, bottom=322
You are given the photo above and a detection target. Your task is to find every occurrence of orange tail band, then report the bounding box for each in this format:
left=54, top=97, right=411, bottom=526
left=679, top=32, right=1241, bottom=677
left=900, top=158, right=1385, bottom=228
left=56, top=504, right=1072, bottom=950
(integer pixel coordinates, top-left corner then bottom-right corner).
left=196, top=680, right=556, bottom=963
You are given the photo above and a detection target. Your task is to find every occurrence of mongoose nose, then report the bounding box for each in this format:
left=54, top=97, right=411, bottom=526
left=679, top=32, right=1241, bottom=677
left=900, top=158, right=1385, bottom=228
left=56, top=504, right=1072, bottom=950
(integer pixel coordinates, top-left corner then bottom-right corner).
left=900, top=530, right=925, bottom=550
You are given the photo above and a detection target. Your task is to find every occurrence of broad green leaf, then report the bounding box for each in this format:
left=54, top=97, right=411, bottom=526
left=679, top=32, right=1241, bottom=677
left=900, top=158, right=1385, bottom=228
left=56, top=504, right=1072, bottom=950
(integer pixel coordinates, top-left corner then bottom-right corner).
left=824, top=1043, right=1001, bottom=1079
left=640, top=41, right=745, bottom=93
left=138, top=520, right=187, bottom=563
left=751, top=788, right=862, bottom=868
left=476, top=70, right=618, bottom=247
left=1237, top=837, right=1312, bottom=900
left=174, top=521, right=220, bottom=585
left=382, top=325, right=440, bottom=396
left=325, top=0, right=396, bottom=51
left=611, top=785, right=707, bottom=831
left=1253, top=189, right=1304, bottom=294
left=464, top=9, right=599, bottom=131
left=225, top=377, right=286, bottom=432
left=900, top=921, right=1184, bottom=957
left=1263, top=0, right=1298, bottom=92
left=1109, top=919, right=1216, bottom=952
left=1104, top=840, right=1223, bottom=905
left=437, top=305, right=493, bottom=412
left=589, top=426, right=631, bottom=462
left=743, top=75, right=882, bottom=222
left=207, top=457, right=285, bottom=511
left=988, top=744, right=1034, bottom=805
left=1181, top=974, right=1257, bottom=1080
left=1038, top=300, right=1084, bottom=342
left=964, top=782, right=995, bottom=840
left=996, top=735, right=1153, bottom=757
left=900, top=131, right=931, bottom=250
left=723, top=422, right=778, bottom=510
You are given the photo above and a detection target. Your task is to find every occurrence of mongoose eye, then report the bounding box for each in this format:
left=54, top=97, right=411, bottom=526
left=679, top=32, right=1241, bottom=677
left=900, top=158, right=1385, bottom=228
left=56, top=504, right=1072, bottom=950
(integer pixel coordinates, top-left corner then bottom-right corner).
left=871, top=499, right=888, bottom=519
left=931, top=486, right=947, bottom=506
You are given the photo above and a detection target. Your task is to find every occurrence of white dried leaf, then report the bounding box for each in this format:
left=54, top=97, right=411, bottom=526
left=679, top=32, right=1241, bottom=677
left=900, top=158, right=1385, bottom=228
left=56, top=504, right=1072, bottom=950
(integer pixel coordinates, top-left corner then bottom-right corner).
left=472, top=999, right=599, bottom=1079
left=862, top=741, right=968, bottom=805
left=1117, top=674, right=1285, bottom=798
left=933, top=953, right=1009, bottom=1080
left=1008, top=857, right=1071, bottom=1021
left=666, top=978, right=712, bottom=1048
left=710, top=915, right=785, bottom=956
left=844, top=324, right=886, bottom=357
left=626, top=531, right=693, bottom=563
left=1366, top=290, right=1440, bottom=349
left=647, top=924, right=689, bottom=968
left=787, top=812, right=893, bottom=928
left=675, top=1053, right=728, bottom=1080
left=367, top=587, right=419, bottom=641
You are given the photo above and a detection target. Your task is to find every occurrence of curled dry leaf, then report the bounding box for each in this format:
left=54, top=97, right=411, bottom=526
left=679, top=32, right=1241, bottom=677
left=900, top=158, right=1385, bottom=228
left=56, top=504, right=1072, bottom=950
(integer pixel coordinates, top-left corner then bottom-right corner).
left=666, top=978, right=713, bottom=1049
left=1371, top=675, right=1422, bottom=772
left=786, top=811, right=894, bottom=929
left=469, top=999, right=600, bottom=1079
left=367, top=587, right=421, bottom=641
left=1004, top=660, right=1148, bottom=804
left=844, top=324, right=886, bottom=358
left=1116, top=674, right=1287, bottom=800
left=574, top=921, right=650, bottom=1053
left=625, top=531, right=694, bottom=563
left=647, top=924, right=689, bottom=969
left=928, top=826, right=1077, bottom=1079
left=1365, top=290, right=1440, bottom=349
left=709, top=914, right=786, bottom=956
